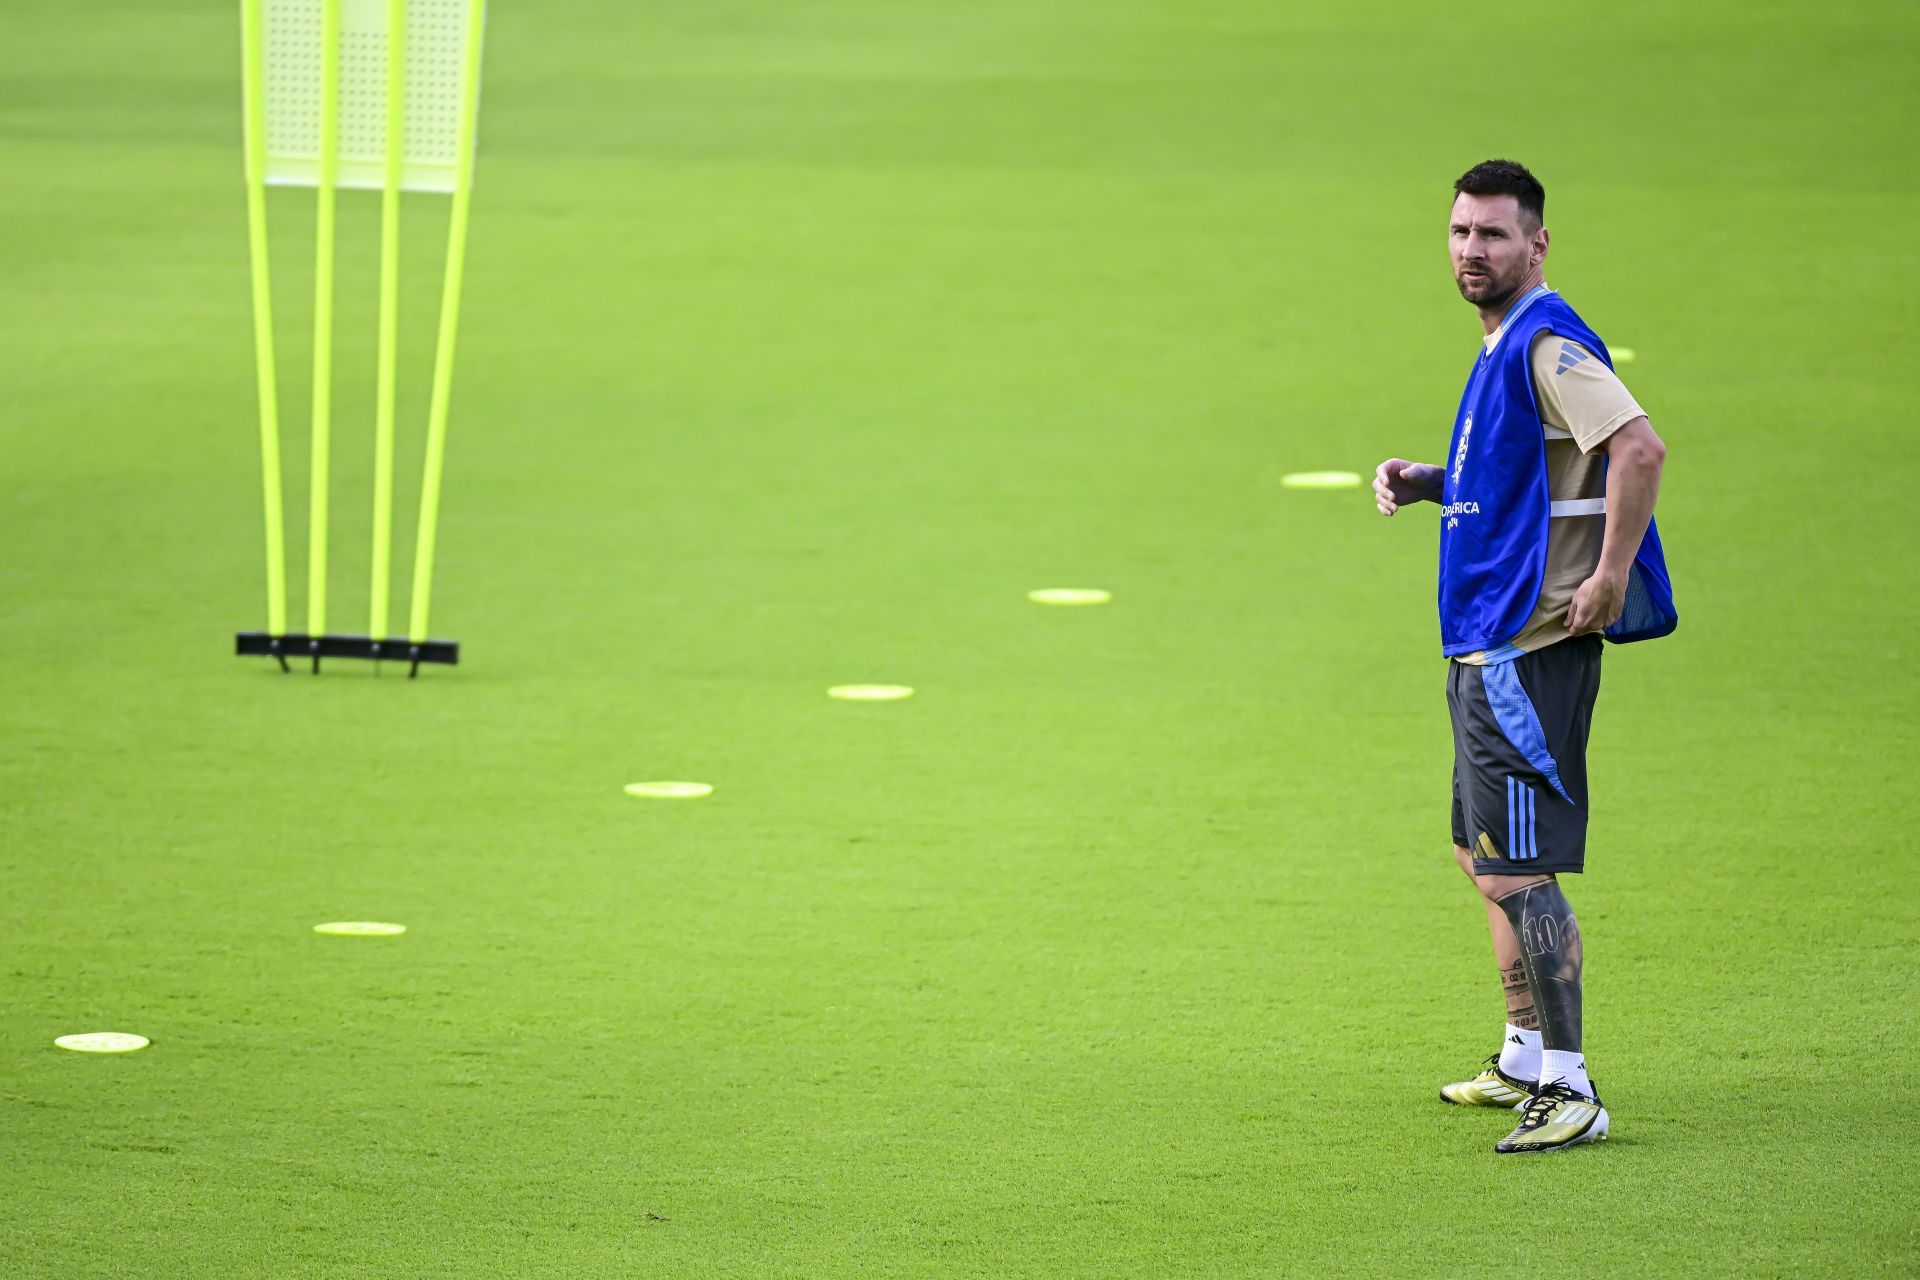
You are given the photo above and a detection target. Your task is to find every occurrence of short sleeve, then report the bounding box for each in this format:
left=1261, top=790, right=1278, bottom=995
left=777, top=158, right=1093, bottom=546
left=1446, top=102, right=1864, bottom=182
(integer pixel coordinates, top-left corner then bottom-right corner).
left=1530, top=333, right=1647, bottom=453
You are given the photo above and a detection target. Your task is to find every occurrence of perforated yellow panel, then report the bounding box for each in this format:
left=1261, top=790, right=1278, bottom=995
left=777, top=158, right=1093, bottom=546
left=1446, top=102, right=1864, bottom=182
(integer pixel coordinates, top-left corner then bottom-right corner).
left=263, top=0, right=481, bottom=193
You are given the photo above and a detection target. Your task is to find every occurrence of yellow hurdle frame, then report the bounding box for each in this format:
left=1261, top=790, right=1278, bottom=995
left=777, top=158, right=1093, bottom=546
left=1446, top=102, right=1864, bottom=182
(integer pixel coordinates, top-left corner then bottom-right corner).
left=237, top=0, right=486, bottom=674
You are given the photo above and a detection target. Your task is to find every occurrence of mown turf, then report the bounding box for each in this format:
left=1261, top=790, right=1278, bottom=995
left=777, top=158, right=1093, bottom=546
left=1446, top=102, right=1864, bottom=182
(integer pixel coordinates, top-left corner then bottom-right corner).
left=2, top=1, right=1916, bottom=1275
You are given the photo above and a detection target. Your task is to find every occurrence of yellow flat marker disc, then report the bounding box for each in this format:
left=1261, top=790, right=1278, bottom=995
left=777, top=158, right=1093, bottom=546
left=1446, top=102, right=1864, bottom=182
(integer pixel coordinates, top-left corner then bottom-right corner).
left=827, top=684, right=914, bottom=701
left=1613, top=347, right=1637, bottom=363
left=55, top=1032, right=150, bottom=1054
left=313, top=921, right=407, bottom=937
left=1280, top=471, right=1362, bottom=490
left=624, top=781, right=714, bottom=798
left=1028, top=588, right=1112, bottom=606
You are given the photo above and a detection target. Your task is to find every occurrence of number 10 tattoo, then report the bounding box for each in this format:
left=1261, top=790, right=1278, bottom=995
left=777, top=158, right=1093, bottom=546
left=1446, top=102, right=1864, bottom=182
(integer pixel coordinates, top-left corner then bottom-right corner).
left=1494, top=879, right=1582, bottom=1051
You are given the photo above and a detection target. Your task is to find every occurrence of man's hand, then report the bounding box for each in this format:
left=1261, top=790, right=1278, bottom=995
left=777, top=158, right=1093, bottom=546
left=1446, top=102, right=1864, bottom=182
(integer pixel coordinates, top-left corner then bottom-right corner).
left=1373, top=459, right=1444, bottom=516
left=1566, top=567, right=1627, bottom=634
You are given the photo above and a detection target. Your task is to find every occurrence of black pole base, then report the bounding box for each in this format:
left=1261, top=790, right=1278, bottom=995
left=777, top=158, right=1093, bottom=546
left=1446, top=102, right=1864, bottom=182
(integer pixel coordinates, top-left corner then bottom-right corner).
left=236, top=632, right=459, bottom=678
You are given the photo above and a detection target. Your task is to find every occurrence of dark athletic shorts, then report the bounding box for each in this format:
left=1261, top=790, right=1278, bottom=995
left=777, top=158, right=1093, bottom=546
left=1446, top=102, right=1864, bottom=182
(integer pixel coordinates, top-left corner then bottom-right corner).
left=1447, top=634, right=1602, bottom=875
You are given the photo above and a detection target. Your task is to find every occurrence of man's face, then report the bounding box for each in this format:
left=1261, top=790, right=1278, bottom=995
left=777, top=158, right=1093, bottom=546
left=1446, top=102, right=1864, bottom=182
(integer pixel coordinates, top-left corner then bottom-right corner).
left=1448, top=192, right=1544, bottom=309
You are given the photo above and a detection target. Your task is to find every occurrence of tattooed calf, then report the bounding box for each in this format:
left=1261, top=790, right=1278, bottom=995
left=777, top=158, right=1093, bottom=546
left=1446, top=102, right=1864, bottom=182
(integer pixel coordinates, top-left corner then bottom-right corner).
left=1500, top=959, right=1539, bottom=1030
left=1495, top=879, right=1583, bottom=1051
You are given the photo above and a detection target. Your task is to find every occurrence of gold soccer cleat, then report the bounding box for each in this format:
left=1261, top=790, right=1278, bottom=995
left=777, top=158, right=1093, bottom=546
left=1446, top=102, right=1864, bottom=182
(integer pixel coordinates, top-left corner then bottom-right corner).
left=1440, top=1055, right=1537, bottom=1108
left=1495, top=1080, right=1610, bottom=1153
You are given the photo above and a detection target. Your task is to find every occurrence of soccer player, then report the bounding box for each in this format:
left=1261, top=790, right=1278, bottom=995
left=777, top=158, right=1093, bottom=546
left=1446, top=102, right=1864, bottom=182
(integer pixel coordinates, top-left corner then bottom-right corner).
left=1373, top=160, right=1675, bottom=1153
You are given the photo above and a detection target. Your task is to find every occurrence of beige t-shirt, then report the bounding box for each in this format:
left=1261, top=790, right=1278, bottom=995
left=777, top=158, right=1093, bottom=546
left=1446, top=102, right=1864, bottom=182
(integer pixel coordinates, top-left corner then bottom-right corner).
left=1453, top=330, right=1646, bottom=664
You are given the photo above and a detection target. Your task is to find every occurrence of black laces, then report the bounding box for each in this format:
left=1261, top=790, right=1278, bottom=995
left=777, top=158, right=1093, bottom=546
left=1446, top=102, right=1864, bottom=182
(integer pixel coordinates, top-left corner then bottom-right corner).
left=1519, top=1080, right=1577, bottom=1125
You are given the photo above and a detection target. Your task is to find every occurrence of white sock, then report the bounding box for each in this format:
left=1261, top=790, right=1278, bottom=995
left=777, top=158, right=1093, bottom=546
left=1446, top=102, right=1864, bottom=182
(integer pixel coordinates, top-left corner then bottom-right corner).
left=1540, top=1049, right=1593, bottom=1098
left=1498, top=1025, right=1542, bottom=1081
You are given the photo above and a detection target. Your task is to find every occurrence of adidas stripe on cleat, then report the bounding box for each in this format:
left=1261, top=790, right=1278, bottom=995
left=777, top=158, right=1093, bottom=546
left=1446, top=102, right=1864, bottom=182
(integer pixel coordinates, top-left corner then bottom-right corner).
left=1440, top=1055, right=1537, bottom=1108
left=1495, top=1080, right=1609, bottom=1153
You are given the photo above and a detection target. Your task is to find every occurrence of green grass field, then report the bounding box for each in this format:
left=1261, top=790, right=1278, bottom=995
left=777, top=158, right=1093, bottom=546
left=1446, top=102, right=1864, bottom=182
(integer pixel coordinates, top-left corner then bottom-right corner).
left=3, top=1, right=1917, bottom=1274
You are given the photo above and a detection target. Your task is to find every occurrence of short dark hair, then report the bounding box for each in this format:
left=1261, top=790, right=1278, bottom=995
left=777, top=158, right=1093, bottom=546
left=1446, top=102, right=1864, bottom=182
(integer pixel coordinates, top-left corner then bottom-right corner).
left=1453, top=159, right=1545, bottom=227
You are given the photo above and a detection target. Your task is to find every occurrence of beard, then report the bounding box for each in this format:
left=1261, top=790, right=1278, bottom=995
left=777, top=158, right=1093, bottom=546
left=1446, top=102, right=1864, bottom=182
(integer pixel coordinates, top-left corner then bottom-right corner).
left=1455, top=264, right=1524, bottom=310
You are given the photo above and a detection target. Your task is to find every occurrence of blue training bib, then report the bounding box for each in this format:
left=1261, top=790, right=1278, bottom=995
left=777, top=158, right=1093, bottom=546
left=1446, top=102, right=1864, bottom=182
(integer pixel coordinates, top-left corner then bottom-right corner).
left=1437, top=289, right=1677, bottom=656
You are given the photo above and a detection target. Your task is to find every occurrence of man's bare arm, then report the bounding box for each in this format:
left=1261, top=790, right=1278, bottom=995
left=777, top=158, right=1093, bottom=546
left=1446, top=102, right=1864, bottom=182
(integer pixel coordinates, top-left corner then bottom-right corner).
left=1566, top=417, right=1666, bottom=633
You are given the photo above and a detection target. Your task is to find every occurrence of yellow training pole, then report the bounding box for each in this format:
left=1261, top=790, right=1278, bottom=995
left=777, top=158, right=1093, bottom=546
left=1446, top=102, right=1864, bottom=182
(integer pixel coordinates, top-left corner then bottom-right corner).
left=407, top=0, right=485, bottom=644
left=240, top=0, right=286, bottom=637
left=308, top=0, right=341, bottom=638
left=370, top=0, right=405, bottom=641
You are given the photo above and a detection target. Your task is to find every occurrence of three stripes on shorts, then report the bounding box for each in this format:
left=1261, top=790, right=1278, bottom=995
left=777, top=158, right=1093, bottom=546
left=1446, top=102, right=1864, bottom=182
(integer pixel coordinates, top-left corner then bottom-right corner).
left=1506, top=775, right=1540, bottom=861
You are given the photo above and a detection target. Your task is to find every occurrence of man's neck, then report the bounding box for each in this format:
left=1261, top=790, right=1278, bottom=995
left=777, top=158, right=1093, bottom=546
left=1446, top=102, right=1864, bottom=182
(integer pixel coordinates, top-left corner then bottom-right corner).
left=1478, top=268, right=1547, bottom=335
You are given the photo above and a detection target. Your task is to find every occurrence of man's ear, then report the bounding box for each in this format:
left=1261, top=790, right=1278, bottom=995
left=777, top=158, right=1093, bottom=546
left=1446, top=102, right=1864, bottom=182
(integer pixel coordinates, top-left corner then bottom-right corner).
left=1533, top=226, right=1551, bottom=268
